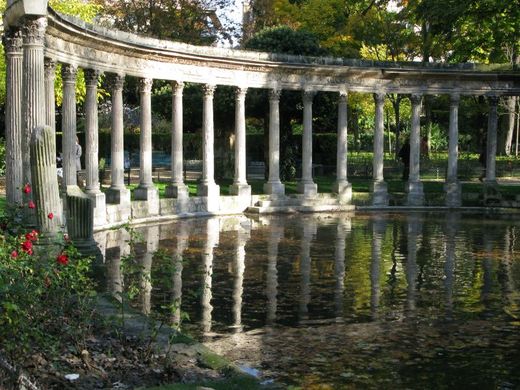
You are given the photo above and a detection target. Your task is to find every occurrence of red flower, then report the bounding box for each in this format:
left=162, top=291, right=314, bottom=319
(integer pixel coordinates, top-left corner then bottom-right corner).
left=25, top=230, right=38, bottom=242
left=11, top=250, right=18, bottom=258
left=28, top=201, right=35, bottom=209
left=47, top=212, right=54, bottom=220
left=21, top=240, right=33, bottom=253
left=56, top=253, right=69, bottom=265
left=63, top=233, right=70, bottom=242
left=23, top=184, right=31, bottom=194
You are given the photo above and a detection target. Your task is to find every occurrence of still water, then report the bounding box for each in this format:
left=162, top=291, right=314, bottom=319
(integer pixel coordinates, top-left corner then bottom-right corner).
left=97, top=212, right=520, bottom=389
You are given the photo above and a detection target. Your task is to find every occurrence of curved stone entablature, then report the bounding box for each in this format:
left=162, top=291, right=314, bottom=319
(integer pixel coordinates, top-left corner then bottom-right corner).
left=41, top=9, right=520, bottom=96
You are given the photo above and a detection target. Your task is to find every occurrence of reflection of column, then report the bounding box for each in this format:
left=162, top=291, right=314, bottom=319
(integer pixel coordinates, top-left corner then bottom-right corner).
left=485, top=96, right=499, bottom=183
left=481, top=232, right=494, bottom=308
left=140, top=226, right=159, bottom=315
left=371, top=217, right=386, bottom=319
left=3, top=29, right=24, bottom=205
left=405, top=214, right=421, bottom=314
left=201, top=218, right=219, bottom=335
left=106, top=246, right=123, bottom=300
left=232, top=228, right=249, bottom=331
left=445, top=94, right=461, bottom=207
left=406, top=94, right=424, bottom=206
left=230, top=87, right=251, bottom=197
left=499, top=226, right=515, bottom=310
left=61, top=64, right=78, bottom=188
left=264, top=88, right=285, bottom=196
left=106, top=73, right=131, bottom=205
left=135, top=78, right=159, bottom=206
left=297, top=91, right=318, bottom=197
left=84, top=69, right=106, bottom=226
left=333, top=91, right=352, bottom=204
left=171, top=220, right=190, bottom=328
left=166, top=81, right=189, bottom=198
left=334, top=219, right=351, bottom=320
left=444, top=213, right=458, bottom=317
left=299, top=219, right=317, bottom=322
left=198, top=85, right=220, bottom=211
left=371, top=93, right=388, bottom=205
left=266, top=221, right=283, bottom=325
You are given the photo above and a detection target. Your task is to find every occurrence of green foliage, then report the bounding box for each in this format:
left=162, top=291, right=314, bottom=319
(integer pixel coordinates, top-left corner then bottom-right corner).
left=0, top=138, right=6, bottom=176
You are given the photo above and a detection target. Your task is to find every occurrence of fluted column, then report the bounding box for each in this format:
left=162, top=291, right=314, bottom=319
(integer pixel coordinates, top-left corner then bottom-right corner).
left=297, top=90, right=318, bottom=197
left=333, top=91, right=352, bottom=204
left=406, top=94, right=424, bottom=206
left=230, top=87, right=251, bottom=197
left=22, top=17, right=47, bottom=195
left=84, top=69, right=106, bottom=226
left=3, top=28, right=24, bottom=205
left=445, top=94, right=461, bottom=207
left=264, top=88, right=285, bottom=196
left=485, top=96, right=499, bottom=183
left=134, top=78, right=159, bottom=212
left=61, top=64, right=78, bottom=189
left=197, top=84, right=220, bottom=211
left=106, top=73, right=131, bottom=206
left=44, top=59, right=56, bottom=133
left=371, top=93, right=388, bottom=205
left=166, top=81, right=189, bottom=199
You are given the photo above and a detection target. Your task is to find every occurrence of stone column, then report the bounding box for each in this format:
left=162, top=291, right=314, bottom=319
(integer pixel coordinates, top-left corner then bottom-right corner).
left=166, top=81, right=189, bottom=199
left=485, top=96, right=499, bottom=183
left=61, top=64, right=78, bottom=189
left=264, top=88, right=285, bottom=196
left=106, top=73, right=131, bottom=207
left=445, top=93, right=461, bottom=207
left=297, top=90, right=318, bottom=197
left=230, top=87, right=251, bottom=197
left=84, top=69, right=106, bottom=226
left=406, top=93, right=424, bottom=206
left=371, top=93, right=388, bottom=205
left=134, top=78, right=159, bottom=213
left=333, top=91, right=352, bottom=204
left=197, top=84, right=220, bottom=211
left=3, top=29, right=24, bottom=205
left=22, top=17, right=47, bottom=193
left=44, top=58, right=56, bottom=132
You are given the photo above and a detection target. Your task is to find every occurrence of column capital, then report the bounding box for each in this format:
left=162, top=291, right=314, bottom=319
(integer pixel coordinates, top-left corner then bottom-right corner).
left=202, top=84, right=216, bottom=96
left=84, top=68, right=102, bottom=87
left=44, top=58, right=56, bottom=78
left=339, top=90, right=348, bottom=102
left=139, top=77, right=153, bottom=93
left=107, top=73, right=125, bottom=91
left=61, top=64, right=78, bottom=83
left=22, top=16, right=47, bottom=45
left=171, top=81, right=185, bottom=95
left=2, top=28, right=23, bottom=54
left=450, top=93, right=461, bottom=106
left=488, top=95, right=499, bottom=106
left=269, top=88, right=282, bottom=101
left=410, top=93, right=423, bottom=105
left=235, top=86, right=248, bottom=101
left=303, top=90, right=316, bottom=104
left=373, top=92, right=385, bottom=104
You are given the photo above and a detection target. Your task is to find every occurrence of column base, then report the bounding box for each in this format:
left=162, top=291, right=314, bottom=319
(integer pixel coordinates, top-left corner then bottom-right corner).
left=229, top=183, right=251, bottom=197
left=481, top=180, right=501, bottom=206
left=297, top=181, right=318, bottom=197
left=197, top=182, right=220, bottom=212
left=134, top=186, right=160, bottom=216
left=333, top=180, right=352, bottom=204
left=370, top=180, right=388, bottom=206
left=263, top=181, right=285, bottom=197
left=106, top=186, right=131, bottom=205
left=87, top=191, right=107, bottom=227
left=165, top=183, right=189, bottom=199
left=444, top=181, right=461, bottom=208
left=406, top=181, right=424, bottom=206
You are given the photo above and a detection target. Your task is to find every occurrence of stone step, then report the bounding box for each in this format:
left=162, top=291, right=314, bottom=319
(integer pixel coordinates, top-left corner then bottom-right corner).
left=246, top=203, right=355, bottom=214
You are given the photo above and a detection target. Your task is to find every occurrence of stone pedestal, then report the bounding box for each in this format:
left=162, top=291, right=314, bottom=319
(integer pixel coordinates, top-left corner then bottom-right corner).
left=444, top=180, right=461, bottom=208
left=88, top=191, right=107, bottom=227
left=229, top=183, right=251, bottom=197
left=106, top=187, right=131, bottom=206
left=263, top=181, right=285, bottom=197
left=370, top=180, right=388, bottom=206
left=406, top=180, right=424, bottom=206
left=197, top=182, right=220, bottom=212
left=133, top=186, right=159, bottom=215
left=333, top=181, right=352, bottom=204
left=297, top=181, right=318, bottom=197
left=166, top=184, right=189, bottom=199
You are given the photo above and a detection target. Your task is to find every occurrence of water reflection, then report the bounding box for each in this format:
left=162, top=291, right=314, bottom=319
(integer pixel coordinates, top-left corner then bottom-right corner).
left=98, top=212, right=520, bottom=389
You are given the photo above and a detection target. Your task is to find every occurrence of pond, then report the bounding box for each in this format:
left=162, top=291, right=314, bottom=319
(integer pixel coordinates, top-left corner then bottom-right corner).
left=96, top=211, right=520, bottom=389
